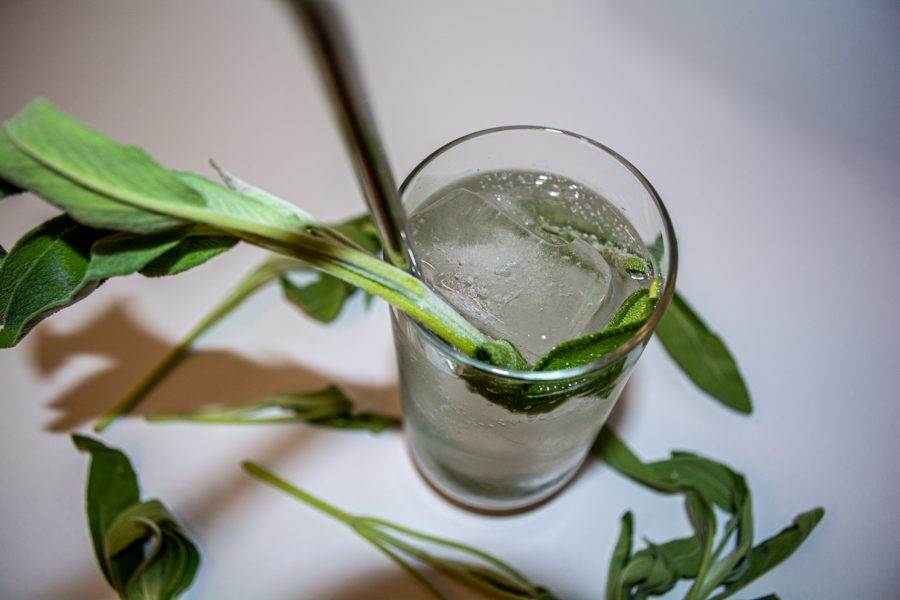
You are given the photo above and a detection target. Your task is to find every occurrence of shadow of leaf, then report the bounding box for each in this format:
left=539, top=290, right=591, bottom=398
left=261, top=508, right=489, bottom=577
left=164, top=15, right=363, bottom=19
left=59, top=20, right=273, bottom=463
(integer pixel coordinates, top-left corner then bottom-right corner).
left=32, top=301, right=400, bottom=432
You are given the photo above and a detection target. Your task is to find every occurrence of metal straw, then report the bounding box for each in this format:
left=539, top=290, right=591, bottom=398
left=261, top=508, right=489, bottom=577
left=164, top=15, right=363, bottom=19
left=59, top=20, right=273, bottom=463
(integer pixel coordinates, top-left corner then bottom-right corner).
left=289, top=0, right=417, bottom=272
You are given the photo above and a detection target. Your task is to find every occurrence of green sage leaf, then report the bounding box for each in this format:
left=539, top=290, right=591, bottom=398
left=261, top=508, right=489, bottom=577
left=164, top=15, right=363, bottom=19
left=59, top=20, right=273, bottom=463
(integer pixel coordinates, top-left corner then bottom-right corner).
left=533, top=286, right=656, bottom=373
left=606, top=512, right=633, bottom=600
left=683, top=490, right=717, bottom=600
left=280, top=271, right=353, bottom=324
left=0, top=215, right=236, bottom=347
left=72, top=434, right=141, bottom=588
left=618, top=539, right=681, bottom=598
left=473, top=338, right=529, bottom=371
left=712, top=508, right=824, bottom=599
left=1, top=101, right=193, bottom=233
left=533, top=323, right=641, bottom=372
left=655, top=291, right=752, bottom=413
left=0, top=215, right=105, bottom=347
left=138, top=233, right=237, bottom=277
left=208, top=160, right=317, bottom=228
left=106, top=500, right=200, bottom=600
left=2, top=100, right=315, bottom=238
left=173, top=170, right=314, bottom=235
left=73, top=435, right=200, bottom=600
left=333, top=213, right=382, bottom=254
left=86, top=226, right=235, bottom=279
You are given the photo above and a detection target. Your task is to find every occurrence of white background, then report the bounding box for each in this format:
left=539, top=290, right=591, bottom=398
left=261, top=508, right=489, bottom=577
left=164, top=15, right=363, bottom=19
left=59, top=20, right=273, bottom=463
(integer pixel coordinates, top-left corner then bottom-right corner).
left=1, top=1, right=898, bottom=598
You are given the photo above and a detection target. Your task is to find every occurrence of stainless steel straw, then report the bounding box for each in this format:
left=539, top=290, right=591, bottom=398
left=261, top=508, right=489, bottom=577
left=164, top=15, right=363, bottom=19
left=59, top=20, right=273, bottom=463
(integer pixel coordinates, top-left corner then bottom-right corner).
left=289, top=0, right=417, bottom=272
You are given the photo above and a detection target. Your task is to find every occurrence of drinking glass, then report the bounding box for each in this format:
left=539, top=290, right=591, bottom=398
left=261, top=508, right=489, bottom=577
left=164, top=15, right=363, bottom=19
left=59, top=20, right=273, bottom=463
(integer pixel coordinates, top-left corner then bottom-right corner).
left=392, top=126, right=677, bottom=512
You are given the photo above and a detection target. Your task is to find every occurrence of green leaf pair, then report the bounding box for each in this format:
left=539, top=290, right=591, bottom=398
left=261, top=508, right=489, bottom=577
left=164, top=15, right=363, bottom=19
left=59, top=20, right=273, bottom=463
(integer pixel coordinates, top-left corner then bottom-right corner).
left=147, top=384, right=399, bottom=432
left=243, top=462, right=556, bottom=600
left=594, top=429, right=823, bottom=599
left=72, top=435, right=199, bottom=600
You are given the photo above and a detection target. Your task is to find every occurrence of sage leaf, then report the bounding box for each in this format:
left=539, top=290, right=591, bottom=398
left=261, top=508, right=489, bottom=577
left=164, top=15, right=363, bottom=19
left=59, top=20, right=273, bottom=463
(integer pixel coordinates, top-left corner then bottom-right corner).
left=86, top=226, right=236, bottom=279
left=0, top=245, right=7, bottom=269
left=173, top=170, right=315, bottom=236
left=280, top=271, right=353, bottom=324
left=243, top=462, right=555, bottom=599
left=106, top=500, right=200, bottom=600
left=0, top=215, right=236, bottom=347
left=208, top=160, right=317, bottom=228
left=474, top=339, right=529, bottom=371
left=138, top=233, right=237, bottom=277
left=0, top=102, right=192, bottom=233
left=333, top=213, right=382, bottom=254
left=533, top=285, right=657, bottom=373
left=147, top=385, right=399, bottom=433
left=655, top=291, right=752, bottom=413
left=606, top=512, right=633, bottom=600
left=72, top=434, right=141, bottom=588
left=607, top=288, right=654, bottom=329
left=533, top=323, right=642, bottom=372
left=73, top=435, right=199, bottom=600
left=618, top=539, right=681, bottom=599
left=623, top=257, right=650, bottom=276
left=0, top=215, right=105, bottom=347
left=711, top=508, right=824, bottom=600
left=684, top=491, right=717, bottom=600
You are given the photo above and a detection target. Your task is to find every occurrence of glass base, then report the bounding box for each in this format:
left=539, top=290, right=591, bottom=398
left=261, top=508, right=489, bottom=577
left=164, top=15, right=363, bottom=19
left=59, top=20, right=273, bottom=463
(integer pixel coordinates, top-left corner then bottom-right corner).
left=408, top=441, right=583, bottom=514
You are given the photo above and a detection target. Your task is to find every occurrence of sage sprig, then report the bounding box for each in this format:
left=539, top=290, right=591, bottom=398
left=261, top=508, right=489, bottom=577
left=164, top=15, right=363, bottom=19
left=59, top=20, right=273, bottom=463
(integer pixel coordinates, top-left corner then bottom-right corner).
left=72, top=434, right=200, bottom=600
left=594, top=429, right=824, bottom=599
left=0, top=99, right=489, bottom=356
left=147, top=384, right=399, bottom=432
left=243, top=461, right=556, bottom=600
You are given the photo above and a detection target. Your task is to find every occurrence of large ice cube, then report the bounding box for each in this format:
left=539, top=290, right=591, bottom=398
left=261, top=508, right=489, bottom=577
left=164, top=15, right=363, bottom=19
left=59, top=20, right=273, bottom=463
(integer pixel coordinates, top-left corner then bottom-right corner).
left=410, top=188, right=613, bottom=361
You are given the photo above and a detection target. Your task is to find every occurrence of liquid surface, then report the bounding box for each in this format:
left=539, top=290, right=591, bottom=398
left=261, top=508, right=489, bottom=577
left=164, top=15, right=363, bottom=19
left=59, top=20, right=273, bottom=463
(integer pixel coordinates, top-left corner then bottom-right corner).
left=409, top=169, right=652, bottom=361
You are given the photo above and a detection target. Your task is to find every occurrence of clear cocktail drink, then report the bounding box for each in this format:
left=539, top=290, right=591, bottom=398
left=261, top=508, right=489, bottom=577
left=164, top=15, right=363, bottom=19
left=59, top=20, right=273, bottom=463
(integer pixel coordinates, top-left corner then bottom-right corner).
left=393, top=127, right=676, bottom=512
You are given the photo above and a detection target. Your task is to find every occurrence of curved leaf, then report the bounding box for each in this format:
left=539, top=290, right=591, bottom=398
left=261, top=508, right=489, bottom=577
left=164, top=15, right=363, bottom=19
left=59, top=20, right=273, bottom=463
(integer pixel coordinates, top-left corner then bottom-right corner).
left=72, top=434, right=142, bottom=588
left=107, top=500, right=200, bottom=600
left=606, top=512, right=633, bottom=600
left=138, top=233, right=237, bottom=277
left=280, top=271, right=352, bottom=324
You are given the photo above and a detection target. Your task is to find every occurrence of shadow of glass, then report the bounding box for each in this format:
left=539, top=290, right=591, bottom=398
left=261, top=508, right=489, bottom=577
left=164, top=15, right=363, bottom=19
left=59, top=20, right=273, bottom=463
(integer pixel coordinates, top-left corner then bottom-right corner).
left=31, top=301, right=400, bottom=432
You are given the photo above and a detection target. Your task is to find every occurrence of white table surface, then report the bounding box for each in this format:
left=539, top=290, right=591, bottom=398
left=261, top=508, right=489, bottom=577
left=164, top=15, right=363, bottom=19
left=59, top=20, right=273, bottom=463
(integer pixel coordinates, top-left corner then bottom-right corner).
left=1, top=1, right=898, bottom=598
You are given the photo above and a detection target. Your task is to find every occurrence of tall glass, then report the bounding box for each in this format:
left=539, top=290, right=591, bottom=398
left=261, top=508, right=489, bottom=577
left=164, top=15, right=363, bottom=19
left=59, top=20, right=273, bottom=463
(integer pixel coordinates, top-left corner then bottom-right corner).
left=393, top=127, right=677, bottom=512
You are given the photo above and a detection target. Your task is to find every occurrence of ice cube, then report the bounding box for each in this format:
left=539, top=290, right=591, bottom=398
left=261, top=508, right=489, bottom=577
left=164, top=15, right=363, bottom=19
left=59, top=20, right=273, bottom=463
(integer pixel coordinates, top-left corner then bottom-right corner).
left=410, top=188, right=612, bottom=361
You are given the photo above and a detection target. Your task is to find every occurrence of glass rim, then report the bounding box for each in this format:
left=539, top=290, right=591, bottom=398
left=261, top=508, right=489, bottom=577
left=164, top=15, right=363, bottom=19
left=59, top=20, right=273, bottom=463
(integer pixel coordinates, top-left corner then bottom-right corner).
left=398, top=125, right=678, bottom=382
